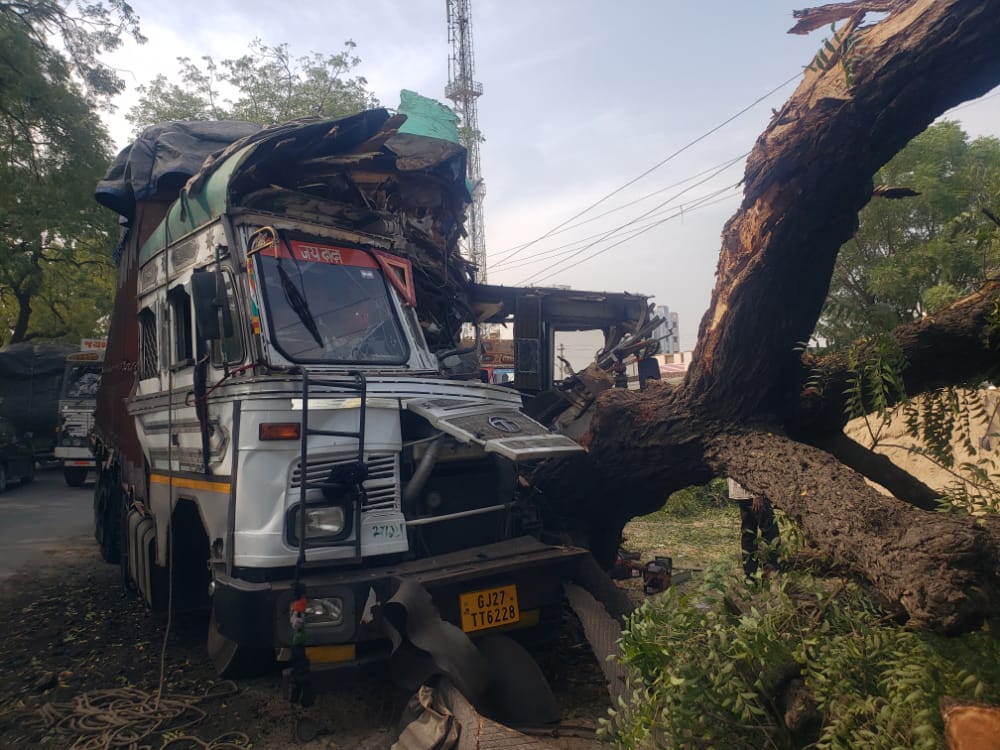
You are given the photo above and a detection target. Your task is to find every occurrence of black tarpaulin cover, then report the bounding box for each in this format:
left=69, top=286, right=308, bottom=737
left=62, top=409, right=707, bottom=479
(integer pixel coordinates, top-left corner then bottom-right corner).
left=0, top=341, right=76, bottom=441
left=95, top=120, right=261, bottom=219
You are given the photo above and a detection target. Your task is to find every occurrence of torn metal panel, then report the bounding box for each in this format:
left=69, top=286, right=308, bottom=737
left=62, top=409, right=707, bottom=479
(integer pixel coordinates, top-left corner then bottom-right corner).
left=406, top=398, right=584, bottom=461
left=382, top=580, right=489, bottom=700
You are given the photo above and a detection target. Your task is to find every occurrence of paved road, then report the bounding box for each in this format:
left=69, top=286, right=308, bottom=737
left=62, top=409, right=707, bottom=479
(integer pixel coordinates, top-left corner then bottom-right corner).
left=0, top=465, right=94, bottom=581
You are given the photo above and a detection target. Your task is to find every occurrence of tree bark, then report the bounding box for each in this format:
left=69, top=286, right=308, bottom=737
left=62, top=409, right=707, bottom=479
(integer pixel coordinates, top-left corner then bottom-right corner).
left=549, top=0, right=1000, bottom=633
left=802, top=431, right=940, bottom=511
left=702, top=430, right=1000, bottom=633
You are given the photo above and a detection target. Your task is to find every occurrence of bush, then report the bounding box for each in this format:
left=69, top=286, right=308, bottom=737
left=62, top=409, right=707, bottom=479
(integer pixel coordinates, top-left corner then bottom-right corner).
left=660, top=478, right=729, bottom=517
left=602, top=567, right=1000, bottom=749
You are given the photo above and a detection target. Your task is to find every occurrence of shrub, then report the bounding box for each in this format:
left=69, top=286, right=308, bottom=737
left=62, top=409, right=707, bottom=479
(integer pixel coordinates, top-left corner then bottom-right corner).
left=602, top=567, right=1000, bottom=749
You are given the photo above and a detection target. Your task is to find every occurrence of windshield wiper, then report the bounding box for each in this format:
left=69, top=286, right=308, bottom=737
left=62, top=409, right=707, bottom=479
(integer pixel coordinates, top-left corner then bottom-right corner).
left=276, top=259, right=323, bottom=347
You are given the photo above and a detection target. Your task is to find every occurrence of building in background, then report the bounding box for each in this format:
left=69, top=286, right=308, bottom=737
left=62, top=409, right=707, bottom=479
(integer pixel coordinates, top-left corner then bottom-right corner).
left=651, top=305, right=680, bottom=354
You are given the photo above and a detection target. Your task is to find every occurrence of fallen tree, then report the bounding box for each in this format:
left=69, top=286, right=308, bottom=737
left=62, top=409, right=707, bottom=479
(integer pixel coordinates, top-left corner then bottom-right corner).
left=540, top=0, right=1000, bottom=633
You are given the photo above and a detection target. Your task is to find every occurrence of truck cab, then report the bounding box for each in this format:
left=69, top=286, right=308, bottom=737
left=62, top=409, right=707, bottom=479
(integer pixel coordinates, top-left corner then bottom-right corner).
left=56, top=346, right=104, bottom=486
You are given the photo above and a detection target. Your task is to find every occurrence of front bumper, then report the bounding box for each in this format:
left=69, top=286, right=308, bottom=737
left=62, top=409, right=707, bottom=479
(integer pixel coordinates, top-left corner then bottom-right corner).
left=55, top=447, right=95, bottom=465
left=212, top=536, right=587, bottom=652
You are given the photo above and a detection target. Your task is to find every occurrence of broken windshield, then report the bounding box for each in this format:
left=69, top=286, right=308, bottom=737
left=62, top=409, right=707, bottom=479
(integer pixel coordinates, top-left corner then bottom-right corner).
left=254, top=239, right=409, bottom=365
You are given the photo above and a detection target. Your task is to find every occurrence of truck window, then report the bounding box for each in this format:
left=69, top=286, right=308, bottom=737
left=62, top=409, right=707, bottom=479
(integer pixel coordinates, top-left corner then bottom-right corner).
left=168, top=285, right=194, bottom=368
left=139, top=307, right=158, bottom=379
left=210, top=272, right=245, bottom=367
left=255, top=241, right=409, bottom=365
left=61, top=363, right=102, bottom=398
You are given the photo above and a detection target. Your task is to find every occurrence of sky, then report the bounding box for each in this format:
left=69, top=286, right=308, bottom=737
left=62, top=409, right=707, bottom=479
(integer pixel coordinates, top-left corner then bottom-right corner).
left=100, top=1, right=1000, bottom=356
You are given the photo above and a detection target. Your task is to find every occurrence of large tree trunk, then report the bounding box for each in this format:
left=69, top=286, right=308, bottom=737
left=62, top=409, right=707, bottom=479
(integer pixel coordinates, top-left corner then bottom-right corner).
left=550, top=0, right=1000, bottom=633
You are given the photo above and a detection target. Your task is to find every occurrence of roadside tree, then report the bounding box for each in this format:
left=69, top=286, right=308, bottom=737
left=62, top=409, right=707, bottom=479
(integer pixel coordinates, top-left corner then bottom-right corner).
left=0, top=0, right=142, bottom=344
left=819, top=120, right=1000, bottom=348
left=127, top=39, right=378, bottom=132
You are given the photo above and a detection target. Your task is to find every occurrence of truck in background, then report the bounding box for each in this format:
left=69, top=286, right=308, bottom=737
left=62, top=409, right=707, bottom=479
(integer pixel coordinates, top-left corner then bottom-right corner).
left=89, top=97, right=654, bottom=707
left=55, top=339, right=105, bottom=486
left=0, top=340, right=75, bottom=463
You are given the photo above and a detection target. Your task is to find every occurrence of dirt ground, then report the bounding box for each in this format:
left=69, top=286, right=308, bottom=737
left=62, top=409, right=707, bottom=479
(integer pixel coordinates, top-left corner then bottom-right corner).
left=0, top=538, right=611, bottom=750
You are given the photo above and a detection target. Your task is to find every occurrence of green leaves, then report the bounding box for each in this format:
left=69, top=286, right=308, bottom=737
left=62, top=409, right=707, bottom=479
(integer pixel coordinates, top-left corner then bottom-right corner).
left=126, top=39, right=379, bottom=133
left=805, top=21, right=860, bottom=88
left=818, top=121, right=1000, bottom=349
left=606, top=566, right=1000, bottom=749
left=0, top=1, right=123, bottom=344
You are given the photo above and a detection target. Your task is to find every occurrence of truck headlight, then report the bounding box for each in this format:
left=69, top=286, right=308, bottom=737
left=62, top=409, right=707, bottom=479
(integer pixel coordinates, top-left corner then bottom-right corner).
left=287, top=504, right=349, bottom=546
left=305, top=506, right=345, bottom=537
left=298, top=597, right=344, bottom=627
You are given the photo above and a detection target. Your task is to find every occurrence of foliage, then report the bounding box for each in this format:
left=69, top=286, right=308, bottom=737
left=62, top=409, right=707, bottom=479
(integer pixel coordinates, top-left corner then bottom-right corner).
left=126, top=39, right=378, bottom=132
left=844, top=331, right=1000, bottom=515
left=603, top=566, right=1000, bottom=749
left=0, top=1, right=144, bottom=106
left=660, top=478, right=729, bottom=517
left=818, top=121, right=1000, bottom=349
left=805, top=21, right=860, bottom=89
left=0, top=1, right=136, bottom=344
left=843, top=333, right=908, bottom=427
left=898, top=388, right=1000, bottom=514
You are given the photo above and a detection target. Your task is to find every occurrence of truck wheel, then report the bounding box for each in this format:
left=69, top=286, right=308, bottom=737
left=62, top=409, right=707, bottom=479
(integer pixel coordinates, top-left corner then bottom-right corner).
left=21, top=461, right=35, bottom=485
left=94, top=469, right=121, bottom=564
left=207, top=609, right=276, bottom=678
left=65, top=467, right=88, bottom=487
left=0, top=465, right=6, bottom=494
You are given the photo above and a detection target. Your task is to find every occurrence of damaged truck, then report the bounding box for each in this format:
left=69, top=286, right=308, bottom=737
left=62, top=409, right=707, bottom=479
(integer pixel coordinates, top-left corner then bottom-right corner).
left=91, top=93, right=653, bottom=705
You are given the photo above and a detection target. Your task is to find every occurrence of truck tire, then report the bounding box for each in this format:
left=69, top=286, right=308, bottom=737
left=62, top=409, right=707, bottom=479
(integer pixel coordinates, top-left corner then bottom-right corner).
left=21, top=461, right=35, bottom=485
left=0, top=464, right=6, bottom=494
left=207, top=609, right=276, bottom=678
left=64, top=466, right=88, bottom=487
left=93, top=469, right=121, bottom=564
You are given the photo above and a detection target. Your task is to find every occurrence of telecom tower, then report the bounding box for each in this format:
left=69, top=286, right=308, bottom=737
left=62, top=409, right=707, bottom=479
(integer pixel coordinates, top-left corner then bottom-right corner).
left=445, top=0, right=487, bottom=281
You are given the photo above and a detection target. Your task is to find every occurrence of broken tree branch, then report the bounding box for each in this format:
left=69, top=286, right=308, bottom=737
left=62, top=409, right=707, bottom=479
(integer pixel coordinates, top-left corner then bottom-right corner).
left=795, top=279, right=1000, bottom=435
left=789, top=0, right=909, bottom=35
left=703, top=429, right=1000, bottom=633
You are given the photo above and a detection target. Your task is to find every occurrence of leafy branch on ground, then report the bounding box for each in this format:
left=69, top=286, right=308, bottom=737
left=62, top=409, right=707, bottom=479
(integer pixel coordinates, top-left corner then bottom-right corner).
left=603, top=560, right=1000, bottom=749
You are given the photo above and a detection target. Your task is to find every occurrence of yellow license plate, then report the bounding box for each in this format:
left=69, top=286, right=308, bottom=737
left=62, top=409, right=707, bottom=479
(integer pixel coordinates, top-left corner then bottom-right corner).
left=460, top=584, right=520, bottom=633
left=305, top=644, right=356, bottom=664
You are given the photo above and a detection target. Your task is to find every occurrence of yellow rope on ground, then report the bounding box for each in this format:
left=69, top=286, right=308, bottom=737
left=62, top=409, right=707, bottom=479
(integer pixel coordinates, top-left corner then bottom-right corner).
left=15, top=681, right=249, bottom=750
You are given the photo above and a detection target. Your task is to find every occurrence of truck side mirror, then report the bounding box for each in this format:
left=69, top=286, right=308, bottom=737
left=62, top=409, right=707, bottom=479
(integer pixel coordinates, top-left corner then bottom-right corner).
left=191, top=270, right=234, bottom=341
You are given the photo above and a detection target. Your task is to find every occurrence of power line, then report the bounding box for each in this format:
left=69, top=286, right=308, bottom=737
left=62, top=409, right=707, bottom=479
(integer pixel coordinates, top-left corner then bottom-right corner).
left=495, top=72, right=802, bottom=269
left=488, top=151, right=749, bottom=268
left=495, top=188, right=739, bottom=273
left=526, top=188, right=739, bottom=287
left=492, top=179, right=743, bottom=271
left=516, top=155, right=745, bottom=285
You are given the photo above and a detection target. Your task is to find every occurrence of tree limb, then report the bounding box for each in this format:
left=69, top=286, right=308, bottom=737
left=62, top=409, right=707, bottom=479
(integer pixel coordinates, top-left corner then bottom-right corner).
left=795, top=280, right=1000, bottom=434
left=705, top=430, right=1000, bottom=633
left=789, top=0, right=910, bottom=34
left=565, top=1, right=1000, bottom=633
left=802, top=431, right=940, bottom=510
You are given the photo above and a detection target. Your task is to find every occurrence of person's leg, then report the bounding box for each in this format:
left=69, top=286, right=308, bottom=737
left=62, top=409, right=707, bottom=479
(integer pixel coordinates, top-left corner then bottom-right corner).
left=759, top=499, right=780, bottom=570
left=738, top=499, right=759, bottom=577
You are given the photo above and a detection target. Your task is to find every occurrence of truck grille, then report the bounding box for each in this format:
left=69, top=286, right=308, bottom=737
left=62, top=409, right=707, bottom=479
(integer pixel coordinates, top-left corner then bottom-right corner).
left=61, top=411, right=94, bottom=439
left=290, top=453, right=399, bottom=514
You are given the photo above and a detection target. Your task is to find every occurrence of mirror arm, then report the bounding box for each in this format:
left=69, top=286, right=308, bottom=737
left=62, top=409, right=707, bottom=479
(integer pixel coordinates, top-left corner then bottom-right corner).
left=213, top=244, right=229, bottom=376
